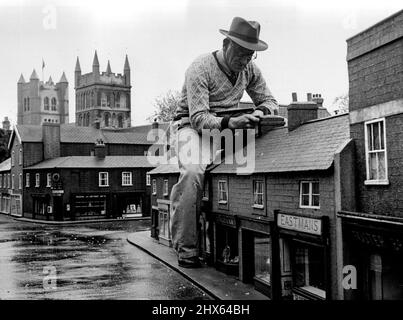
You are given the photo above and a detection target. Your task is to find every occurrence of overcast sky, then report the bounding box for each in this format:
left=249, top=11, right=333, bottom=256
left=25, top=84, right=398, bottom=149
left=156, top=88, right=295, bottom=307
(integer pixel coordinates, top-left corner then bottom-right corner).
left=0, top=0, right=401, bottom=127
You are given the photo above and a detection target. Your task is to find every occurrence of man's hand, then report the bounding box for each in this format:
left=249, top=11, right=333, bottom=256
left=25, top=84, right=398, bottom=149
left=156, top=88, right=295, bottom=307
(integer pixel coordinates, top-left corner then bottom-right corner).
left=228, top=113, right=260, bottom=129
left=252, top=109, right=264, bottom=118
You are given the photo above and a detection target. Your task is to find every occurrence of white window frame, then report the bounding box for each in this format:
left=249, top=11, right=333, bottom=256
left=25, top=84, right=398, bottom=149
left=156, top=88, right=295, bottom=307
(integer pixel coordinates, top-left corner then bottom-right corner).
left=11, top=151, right=14, bottom=167
left=0, top=174, right=2, bottom=187
left=299, top=181, right=320, bottom=209
left=46, top=173, right=52, bottom=187
left=146, top=173, right=151, bottom=186
left=364, top=118, right=389, bottom=185
left=35, top=173, right=40, bottom=187
left=11, top=174, right=15, bottom=189
left=122, top=171, right=133, bottom=186
left=99, top=172, right=109, bottom=187
left=253, top=180, right=264, bottom=209
left=218, top=180, right=228, bottom=204
left=7, top=174, right=10, bottom=188
left=26, top=173, right=30, bottom=188
left=19, top=149, right=22, bottom=165
left=163, top=179, right=169, bottom=196
left=152, top=179, right=157, bottom=195
left=19, top=174, right=22, bottom=190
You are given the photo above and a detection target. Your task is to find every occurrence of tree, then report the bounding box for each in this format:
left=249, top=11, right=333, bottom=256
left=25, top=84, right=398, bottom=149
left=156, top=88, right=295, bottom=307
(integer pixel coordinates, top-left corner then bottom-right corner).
left=148, top=90, right=182, bottom=123
left=332, top=93, right=349, bottom=115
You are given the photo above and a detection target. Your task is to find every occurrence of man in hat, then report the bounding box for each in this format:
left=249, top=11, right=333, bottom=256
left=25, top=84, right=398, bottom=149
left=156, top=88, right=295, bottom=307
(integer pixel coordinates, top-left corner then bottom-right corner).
left=170, top=17, right=278, bottom=268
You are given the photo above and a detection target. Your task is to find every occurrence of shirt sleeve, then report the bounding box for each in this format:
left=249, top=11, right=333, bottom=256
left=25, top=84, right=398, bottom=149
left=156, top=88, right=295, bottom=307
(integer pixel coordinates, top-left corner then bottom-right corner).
left=246, top=63, right=279, bottom=115
left=185, top=61, right=223, bottom=134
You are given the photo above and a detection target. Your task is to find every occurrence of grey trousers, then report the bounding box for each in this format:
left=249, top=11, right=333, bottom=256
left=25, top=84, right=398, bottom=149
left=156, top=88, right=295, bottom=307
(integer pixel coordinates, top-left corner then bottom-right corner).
left=169, top=123, right=221, bottom=260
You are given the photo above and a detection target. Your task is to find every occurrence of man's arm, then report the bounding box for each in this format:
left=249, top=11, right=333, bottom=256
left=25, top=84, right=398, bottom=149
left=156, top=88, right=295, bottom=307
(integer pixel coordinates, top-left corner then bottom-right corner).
left=185, top=63, right=224, bottom=134
left=246, top=63, right=279, bottom=115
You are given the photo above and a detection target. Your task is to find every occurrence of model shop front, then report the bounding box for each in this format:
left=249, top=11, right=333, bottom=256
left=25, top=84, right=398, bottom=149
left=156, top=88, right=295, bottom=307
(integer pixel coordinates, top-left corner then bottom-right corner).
left=275, top=211, right=329, bottom=300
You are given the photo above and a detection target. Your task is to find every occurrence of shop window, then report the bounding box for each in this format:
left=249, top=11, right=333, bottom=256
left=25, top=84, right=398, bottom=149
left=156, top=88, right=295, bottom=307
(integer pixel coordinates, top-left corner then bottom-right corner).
left=152, top=179, right=157, bottom=195
left=122, top=172, right=132, bottom=186
left=74, top=194, right=107, bottom=216
left=35, top=173, right=40, bottom=187
left=2, top=174, right=6, bottom=188
left=216, top=225, right=238, bottom=275
left=254, top=235, right=271, bottom=285
left=218, top=180, right=228, bottom=204
left=99, top=172, right=109, bottom=187
left=46, top=173, right=51, bottom=187
left=365, top=118, right=388, bottom=185
left=146, top=173, right=151, bottom=186
left=253, top=180, right=264, bottom=208
left=26, top=173, right=30, bottom=187
left=159, top=210, right=170, bottom=239
left=292, top=244, right=326, bottom=299
left=163, top=179, right=169, bottom=196
left=300, top=181, right=320, bottom=208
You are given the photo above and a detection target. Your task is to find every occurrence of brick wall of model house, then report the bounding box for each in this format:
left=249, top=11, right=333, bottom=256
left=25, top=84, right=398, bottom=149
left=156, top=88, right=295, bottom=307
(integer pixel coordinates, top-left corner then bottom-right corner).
left=211, top=172, right=336, bottom=219
left=10, top=137, right=23, bottom=194
left=350, top=113, right=403, bottom=216
left=23, top=168, right=149, bottom=213
left=150, top=175, right=179, bottom=207
left=347, top=13, right=403, bottom=111
left=22, top=142, right=43, bottom=167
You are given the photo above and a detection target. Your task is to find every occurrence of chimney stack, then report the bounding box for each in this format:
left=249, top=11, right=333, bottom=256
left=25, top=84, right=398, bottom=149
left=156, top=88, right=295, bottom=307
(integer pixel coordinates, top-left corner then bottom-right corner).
left=42, top=123, right=61, bottom=160
left=2, top=117, right=10, bottom=131
left=287, top=93, right=318, bottom=131
left=312, top=93, right=324, bottom=108
left=94, top=139, right=106, bottom=159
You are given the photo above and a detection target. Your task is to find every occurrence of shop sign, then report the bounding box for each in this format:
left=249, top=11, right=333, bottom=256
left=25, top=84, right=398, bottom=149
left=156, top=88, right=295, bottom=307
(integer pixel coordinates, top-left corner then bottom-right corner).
left=277, top=213, right=322, bottom=236
left=216, top=215, right=236, bottom=228
left=52, top=190, right=64, bottom=195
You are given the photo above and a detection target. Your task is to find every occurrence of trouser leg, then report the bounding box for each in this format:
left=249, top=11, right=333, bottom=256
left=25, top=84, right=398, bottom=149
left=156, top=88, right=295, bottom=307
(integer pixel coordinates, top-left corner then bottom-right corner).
left=170, top=126, right=220, bottom=260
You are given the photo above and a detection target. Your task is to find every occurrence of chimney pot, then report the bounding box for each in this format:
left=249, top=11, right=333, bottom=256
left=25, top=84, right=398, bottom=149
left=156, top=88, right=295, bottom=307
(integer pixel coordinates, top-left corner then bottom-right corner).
left=94, top=139, right=106, bottom=159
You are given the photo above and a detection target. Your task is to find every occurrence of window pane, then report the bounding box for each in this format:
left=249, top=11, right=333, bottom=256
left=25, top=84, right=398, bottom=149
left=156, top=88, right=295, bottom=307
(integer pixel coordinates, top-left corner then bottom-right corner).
left=258, top=194, right=263, bottom=205
left=302, top=195, right=310, bottom=206
left=312, top=195, right=320, bottom=207
left=302, top=183, right=309, bottom=195
left=373, top=123, right=380, bottom=150
left=254, top=236, right=271, bottom=285
left=369, top=153, right=377, bottom=180
left=367, top=124, right=373, bottom=151
left=312, top=182, right=319, bottom=195
left=380, top=121, right=385, bottom=149
left=378, top=151, right=386, bottom=180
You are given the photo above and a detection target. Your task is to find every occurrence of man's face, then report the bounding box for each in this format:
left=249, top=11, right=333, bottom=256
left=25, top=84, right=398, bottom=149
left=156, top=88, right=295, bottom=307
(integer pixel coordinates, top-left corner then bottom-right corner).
left=224, top=40, right=256, bottom=73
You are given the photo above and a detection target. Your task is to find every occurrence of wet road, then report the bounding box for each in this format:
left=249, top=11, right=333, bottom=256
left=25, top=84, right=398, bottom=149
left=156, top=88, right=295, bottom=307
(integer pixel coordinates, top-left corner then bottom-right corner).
left=0, top=214, right=212, bottom=300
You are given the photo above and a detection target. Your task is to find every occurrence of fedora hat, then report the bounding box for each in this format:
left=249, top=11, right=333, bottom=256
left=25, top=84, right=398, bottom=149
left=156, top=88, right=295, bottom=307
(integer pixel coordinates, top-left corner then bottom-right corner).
left=219, top=17, right=268, bottom=51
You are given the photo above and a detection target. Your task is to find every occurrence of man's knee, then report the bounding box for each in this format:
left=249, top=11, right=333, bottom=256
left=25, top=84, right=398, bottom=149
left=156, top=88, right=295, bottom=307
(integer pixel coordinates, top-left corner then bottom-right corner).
left=182, top=164, right=206, bottom=185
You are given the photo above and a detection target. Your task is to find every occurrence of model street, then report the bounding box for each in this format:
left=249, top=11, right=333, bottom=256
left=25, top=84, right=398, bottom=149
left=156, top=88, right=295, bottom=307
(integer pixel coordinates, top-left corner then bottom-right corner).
left=0, top=215, right=211, bottom=300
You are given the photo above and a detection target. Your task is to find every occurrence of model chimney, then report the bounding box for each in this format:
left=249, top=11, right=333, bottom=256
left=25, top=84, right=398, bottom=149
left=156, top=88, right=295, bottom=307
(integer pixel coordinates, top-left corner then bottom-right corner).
left=287, top=93, right=318, bottom=131
left=94, top=139, right=106, bottom=159
left=312, top=93, right=324, bottom=108
left=2, top=117, right=10, bottom=131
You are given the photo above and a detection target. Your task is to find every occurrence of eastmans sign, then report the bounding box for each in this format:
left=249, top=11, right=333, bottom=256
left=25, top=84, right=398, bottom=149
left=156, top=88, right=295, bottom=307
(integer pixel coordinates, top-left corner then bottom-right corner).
left=277, top=213, right=322, bottom=236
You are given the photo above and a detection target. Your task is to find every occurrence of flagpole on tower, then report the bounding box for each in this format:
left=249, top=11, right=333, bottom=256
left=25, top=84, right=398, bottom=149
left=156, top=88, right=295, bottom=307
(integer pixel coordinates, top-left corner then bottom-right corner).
left=42, top=59, right=45, bottom=82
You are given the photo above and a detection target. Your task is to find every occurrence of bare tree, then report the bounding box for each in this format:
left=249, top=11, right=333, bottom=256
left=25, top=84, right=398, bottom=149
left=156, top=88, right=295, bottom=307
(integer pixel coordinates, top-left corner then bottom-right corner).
left=332, top=93, right=349, bottom=115
left=148, top=90, right=182, bottom=122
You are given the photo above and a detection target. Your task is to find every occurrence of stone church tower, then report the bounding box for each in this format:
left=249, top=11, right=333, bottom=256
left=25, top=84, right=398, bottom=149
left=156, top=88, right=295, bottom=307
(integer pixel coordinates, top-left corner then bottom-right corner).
left=75, top=51, right=132, bottom=128
left=17, top=70, right=69, bottom=125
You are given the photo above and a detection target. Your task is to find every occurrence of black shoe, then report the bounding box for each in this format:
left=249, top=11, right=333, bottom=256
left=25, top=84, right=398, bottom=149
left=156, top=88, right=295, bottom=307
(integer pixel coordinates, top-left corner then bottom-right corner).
left=178, top=257, right=202, bottom=268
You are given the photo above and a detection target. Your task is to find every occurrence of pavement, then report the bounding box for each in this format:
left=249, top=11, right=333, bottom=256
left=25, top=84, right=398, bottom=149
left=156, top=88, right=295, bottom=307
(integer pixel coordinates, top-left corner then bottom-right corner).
left=127, top=231, right=269, bottom=300
left=12, top=215, right=150, bottom=225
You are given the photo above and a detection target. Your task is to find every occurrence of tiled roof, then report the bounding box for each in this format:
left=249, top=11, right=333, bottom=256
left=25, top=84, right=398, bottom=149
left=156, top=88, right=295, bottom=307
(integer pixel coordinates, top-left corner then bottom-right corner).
left=148, top=158, right=180, bottom=175
left=0, top=158, right=11, bottom=172
left=210, top=114, right=350, bottom=174
left=15, top=125, right=43, bottom=142
left=26, top=156, right=159, bottom=169
left=15, top=123, right=170, bottom=145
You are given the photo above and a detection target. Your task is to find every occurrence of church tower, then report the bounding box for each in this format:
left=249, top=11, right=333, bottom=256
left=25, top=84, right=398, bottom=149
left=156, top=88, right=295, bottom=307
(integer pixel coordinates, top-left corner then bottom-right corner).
left=17, top=69, right=69, bottom=125
left=75, top=51, right=132, bottom=128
